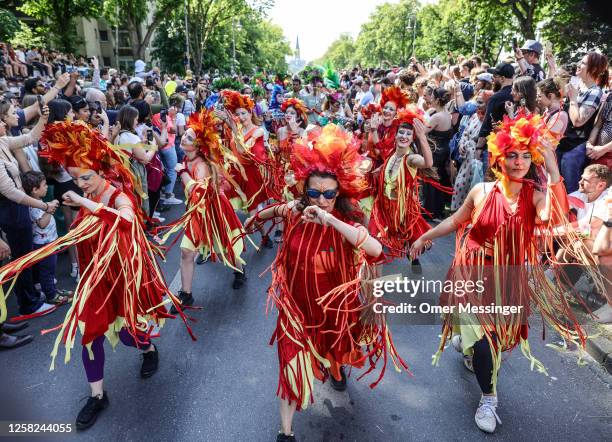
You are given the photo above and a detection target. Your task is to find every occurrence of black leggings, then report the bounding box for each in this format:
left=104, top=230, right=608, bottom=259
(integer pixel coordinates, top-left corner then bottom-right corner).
left=472, top=337, right=495, bottom=394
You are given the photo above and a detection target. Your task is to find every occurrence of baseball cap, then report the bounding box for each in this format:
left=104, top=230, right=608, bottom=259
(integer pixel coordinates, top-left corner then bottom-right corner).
left=520, top=39, right=543, bottom=55
left=352, top=75, right=364, bottom=84
left=487, top=63, right=514, bottom=79
left=476, top=72, right=494, bottom=83
left=175, top=85, right=188, bottom=93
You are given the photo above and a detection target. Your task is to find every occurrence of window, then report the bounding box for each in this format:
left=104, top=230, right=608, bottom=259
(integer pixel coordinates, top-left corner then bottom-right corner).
left=103, top=57, right=111, bottom=67
left=99, top=30, right=109, bottom=42
left=118, top=31, right=131, bottom=49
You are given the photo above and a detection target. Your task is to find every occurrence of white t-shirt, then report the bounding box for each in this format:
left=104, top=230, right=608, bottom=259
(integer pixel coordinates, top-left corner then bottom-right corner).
left=175, top=112, right=186, bottom=127
left=30, top=207, right=58, bottom=244
left=569, top=189, right=608, bottom=236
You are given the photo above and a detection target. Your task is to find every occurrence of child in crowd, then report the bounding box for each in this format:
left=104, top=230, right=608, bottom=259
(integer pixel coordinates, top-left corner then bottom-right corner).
left=21, top=171, right=72, bottom=304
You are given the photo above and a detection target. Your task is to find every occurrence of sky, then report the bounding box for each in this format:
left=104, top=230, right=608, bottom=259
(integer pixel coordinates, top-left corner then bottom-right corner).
left=267, top=0, right=393, bottom=62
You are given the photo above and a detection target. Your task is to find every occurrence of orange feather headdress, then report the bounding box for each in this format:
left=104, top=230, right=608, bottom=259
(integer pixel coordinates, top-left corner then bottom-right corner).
left=380, top=86, right=410, bottom=109
left=360, top=103, right=381, bottom=121
left=186, top=108, right=224, bottom=163
left=486, top=111, right=557, bottom=167
left=396, top=104, right=425, bottom=126
left=290, top=124, right=368, bottom=198
left=281, top=98, right=309, bottom=124
left=39, top=121, right=135, bottom=195
left=220, top=89, right=254, bottom=113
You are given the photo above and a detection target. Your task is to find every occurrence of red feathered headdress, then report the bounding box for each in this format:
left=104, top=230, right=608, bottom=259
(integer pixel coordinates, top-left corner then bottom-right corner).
left=220, top=89, right=254, bottom=113
left=281, top=98, right=309, bottom=124
left=380, top=86, right=410, bottom=109
left=40, top=121, right=135, bottom=195
left=290, top=124, right=368, bottom=198
left=396, top=104, right=425, bottom=126
left=360, top=103, right=381, bottom=121
left=186, top=109, right=224, bottom=163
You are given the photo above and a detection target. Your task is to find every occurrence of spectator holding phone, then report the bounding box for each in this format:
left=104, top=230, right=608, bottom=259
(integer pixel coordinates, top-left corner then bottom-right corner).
left=0, top=102, right=58, bottom=316
left=515, top=39, right=546, bottom=82
left=557, top=52, right=609, bottom=192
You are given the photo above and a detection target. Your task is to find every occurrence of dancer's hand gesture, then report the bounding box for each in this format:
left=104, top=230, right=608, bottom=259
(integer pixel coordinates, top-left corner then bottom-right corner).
left=409, top=237, right=431, bottom=260
left=62, top=191, right=83, bottom=207
left=302, top=205, right=332, bottom=226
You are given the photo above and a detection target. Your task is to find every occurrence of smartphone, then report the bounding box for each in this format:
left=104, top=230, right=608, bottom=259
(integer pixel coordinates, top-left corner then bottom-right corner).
left=147, top=129, right=154, bottom=143
left=512, top=38, right=518, bottom=52
left=37, top=95, right=43, bottom=111
left=160, top=109, right=168, bottom=123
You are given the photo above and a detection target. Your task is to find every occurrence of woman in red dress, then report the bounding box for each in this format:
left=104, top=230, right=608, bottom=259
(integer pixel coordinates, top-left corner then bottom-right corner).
left=410, top=112, right=603, bottom=433
left=155, top=109, right=247, bottom=296
left=367, top=86, right=411, bottom=165
left=0, top=121, right=191, bottom=430
left=368, top=106, right=434, bottom=271
left=245, top=124, right=408, bottom=442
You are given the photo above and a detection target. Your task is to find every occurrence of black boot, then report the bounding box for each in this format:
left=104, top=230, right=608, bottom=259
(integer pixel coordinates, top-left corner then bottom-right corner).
left=170, top=290, right=194, bottom=314
left=76, top=392, right=109, bottom=430
left=1, top=321, right=29, bottom=333
left=0, top=332, right=33, bottom=350
left=261, top=235, right=274, bottom=249
left=232, top=271, right=247, bottom=289
left=330, top=366, right=347, bottom=391
left=276, top=432, right=296, bottom=442
left=140, top=344, right=159, bottom=378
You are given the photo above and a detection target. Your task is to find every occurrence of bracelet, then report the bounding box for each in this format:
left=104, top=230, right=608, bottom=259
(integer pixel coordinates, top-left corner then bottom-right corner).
left=44, top=202, right=49, bottom=212
left=516, top=57, right=524, bottom=61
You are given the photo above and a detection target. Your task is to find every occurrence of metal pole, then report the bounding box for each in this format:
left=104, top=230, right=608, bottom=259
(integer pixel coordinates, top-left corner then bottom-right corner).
left=472, top=22, right=479, bottom=55
left=115, top=4, right=120, bottom=70
left=231, top=18, right=236, bottom=74
left=184, top=0, right=190, bottom=71
left=411, top=16, right=417, bottom=57
left=405, top=17, right=411, bottom=65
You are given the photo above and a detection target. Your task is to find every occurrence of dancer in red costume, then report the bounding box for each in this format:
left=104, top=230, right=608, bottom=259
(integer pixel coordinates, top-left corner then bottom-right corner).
left=245, top=124, right=408, bottom=442
left=155, top=109, right=247, bottom=297
left=410, top=112, right=605, bottom=433
left=367, top=86, right=411, bottom=165
left=269, top=98, right=309, bottom=242
left=0, top=121, right=192, bottom=430
left=368, top=105, right=434, bottom=272
left=215, top=90, right=278, bottom=248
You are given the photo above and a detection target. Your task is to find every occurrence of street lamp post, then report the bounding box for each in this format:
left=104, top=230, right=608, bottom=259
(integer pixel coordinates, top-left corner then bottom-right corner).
left=411, top=15, right=417, bottom=57
left=184, top=0, right=190, bottom=71
left=231, top=17, right=236, bottom=74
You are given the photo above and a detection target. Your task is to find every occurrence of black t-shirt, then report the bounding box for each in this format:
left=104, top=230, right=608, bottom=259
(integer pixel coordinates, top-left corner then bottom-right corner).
left=478, top=85, right=512, bottom=139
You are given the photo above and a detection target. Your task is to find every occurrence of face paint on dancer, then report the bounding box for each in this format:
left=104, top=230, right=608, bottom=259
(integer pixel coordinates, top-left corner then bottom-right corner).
left=306, top=175, right=339, bottom=214
left=284, top=106, right=298, bottom=125
left=235, top=107, right=251, bottom=125
left=67, top=167, right=104, bottom=195
left=382, top=101, right=397, bottom=122
left=500, top=148, right=533, bottom=180
left=180, top=128, right=197, bottom=152
left=395, top=125, right=414, bottom=149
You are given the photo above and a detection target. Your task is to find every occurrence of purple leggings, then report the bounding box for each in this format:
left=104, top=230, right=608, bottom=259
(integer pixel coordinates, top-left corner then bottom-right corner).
left=82, top=328, right=151, bottom=383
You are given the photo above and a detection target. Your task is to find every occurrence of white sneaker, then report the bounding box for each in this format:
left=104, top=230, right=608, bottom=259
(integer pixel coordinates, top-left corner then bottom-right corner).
left=451, top=335, right=474, bottom=372
left=34, top=283, right=42, bottom=292
left=475, top=395, right=501, bottom=433
left=70, top=264, right=79, bottom=279
left=161, top=193, right=183, bottom=205
left=451, top=334, right=463, bottom=352
left=153, top=211, right=161, bottom=217
left=33, top=303, right=56, bottom=317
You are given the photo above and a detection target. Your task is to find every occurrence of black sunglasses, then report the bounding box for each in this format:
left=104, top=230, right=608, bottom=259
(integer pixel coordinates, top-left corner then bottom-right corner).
left=306, top=188, right=338, bottom=199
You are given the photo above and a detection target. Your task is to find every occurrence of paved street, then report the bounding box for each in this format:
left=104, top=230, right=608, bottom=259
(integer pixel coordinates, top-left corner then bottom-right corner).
left=1, top=203, right=611, bottom=442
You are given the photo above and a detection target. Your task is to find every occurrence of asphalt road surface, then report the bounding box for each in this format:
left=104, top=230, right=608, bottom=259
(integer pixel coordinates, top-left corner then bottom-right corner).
left=1, top=203, right=611, bottom=442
